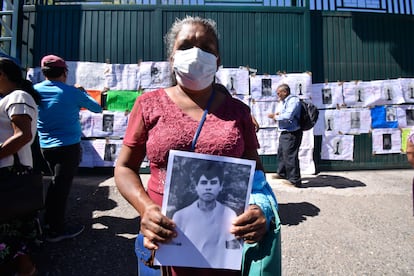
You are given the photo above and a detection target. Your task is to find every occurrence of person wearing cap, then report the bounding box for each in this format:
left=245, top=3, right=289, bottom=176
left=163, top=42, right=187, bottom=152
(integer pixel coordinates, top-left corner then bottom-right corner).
left=34, top=54, right=102, bottom=242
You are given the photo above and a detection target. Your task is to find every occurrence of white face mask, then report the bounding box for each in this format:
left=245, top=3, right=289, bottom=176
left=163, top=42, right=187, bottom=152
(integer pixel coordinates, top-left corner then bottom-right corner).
left=173, top=47, right=217, bottom=91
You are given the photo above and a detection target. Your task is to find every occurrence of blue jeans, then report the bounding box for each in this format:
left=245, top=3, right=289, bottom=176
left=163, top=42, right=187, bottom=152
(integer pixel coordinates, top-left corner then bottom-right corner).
left=42, top=143, right=81, bottom=232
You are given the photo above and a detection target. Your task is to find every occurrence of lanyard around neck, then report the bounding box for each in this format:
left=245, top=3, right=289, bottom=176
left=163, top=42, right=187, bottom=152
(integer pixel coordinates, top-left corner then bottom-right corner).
left=191, top=89, right=216, bottom=151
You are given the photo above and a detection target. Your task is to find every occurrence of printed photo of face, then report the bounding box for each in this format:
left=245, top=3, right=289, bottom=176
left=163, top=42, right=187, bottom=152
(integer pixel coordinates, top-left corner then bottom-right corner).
left=195, top=175, right=223, bottom=203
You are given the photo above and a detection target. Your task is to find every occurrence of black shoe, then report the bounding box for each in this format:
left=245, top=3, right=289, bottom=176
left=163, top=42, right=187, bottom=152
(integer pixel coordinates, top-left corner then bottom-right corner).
left=45, top=224, right=85, bottom=242
left=294, top=182, right=302, bottom=188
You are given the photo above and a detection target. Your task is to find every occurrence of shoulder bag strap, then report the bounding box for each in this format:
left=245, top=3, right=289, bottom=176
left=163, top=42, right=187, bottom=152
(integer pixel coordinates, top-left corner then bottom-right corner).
left=190, top=89, right=216, bottom=151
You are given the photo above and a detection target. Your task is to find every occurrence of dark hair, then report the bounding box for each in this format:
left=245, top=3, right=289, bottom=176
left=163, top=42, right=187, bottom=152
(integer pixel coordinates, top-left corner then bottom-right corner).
left=0, top=58, right=41, bottom=105
left=193, top=161, right=224, bottom=185
left=41, top=67, right=66, bottom=79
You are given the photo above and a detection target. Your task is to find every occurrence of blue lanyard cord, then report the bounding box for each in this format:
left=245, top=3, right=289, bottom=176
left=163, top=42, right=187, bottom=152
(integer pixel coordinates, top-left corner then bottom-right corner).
left=191, top=89, right=216, bottom=151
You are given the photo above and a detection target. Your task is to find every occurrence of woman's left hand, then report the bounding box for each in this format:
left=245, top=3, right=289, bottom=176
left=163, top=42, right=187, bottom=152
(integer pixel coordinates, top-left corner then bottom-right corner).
left=230, top=204, right=267, bottom=244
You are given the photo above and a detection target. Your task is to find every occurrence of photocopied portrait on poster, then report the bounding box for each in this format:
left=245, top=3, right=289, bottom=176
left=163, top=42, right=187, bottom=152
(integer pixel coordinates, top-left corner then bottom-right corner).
left=400, top=78, right=414, bottom=103
left=321, top=134, right=354, bottom=161
left=154, top=150, right=256, bottom=270
left=215, top=67, right=250, bottom=95
left=372, top=128, right=402, bottom=154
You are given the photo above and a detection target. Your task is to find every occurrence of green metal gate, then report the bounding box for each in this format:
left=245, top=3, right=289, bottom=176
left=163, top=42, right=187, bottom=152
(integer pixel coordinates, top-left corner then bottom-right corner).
left=20, top=5, right=414, bottom=171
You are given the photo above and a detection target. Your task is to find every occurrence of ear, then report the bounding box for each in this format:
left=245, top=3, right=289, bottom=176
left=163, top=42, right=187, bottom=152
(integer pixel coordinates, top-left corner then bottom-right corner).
left=216, top=56, right=221, bottom=70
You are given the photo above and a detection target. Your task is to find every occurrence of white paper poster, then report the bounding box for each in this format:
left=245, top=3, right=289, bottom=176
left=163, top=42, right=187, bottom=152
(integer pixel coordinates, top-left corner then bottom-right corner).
left=139, top=61, right=173, bottom=89
left=337, top=108, right=372, bottom=135
left=311, top=82, right=344, bottom=109
left=250, top=100, right=278, bottom=128
left=372, top=128, right=402, bottom=154
left=342, top=81, right=368, bottom=107
left=104, top=63, right=140, bottom=90
left=79, top=110, right=129, bottom=138
left=256, top=128, right=279, bottom=155
left=280, top=72, right=312, bottom=100
left=250, top=74, right=283, bottom=99
left=396, top=105, right=414, bottom=128
left=299, top=129, right=316, bottom=174
left=400, top=78, right=414, bottom=103
left=321, top=134, right=354, bottom=161
left=215, top=67, right=250, bottom=95
left=27, top=61, right=107, bottom=90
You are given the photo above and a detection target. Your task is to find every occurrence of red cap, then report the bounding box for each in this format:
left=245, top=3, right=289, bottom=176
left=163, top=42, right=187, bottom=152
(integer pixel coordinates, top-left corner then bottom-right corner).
left=41, top=55, right=67, bottom=69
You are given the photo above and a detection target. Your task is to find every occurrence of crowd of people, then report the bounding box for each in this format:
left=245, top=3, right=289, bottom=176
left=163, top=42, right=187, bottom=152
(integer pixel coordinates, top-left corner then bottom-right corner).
left=0, top=54, right=102, bottom=274
left=5, top=13, right=388, bottom=275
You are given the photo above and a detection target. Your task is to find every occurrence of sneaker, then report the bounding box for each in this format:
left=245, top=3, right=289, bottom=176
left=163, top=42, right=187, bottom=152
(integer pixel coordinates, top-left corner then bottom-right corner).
left=45, top=224, right=85, bottom=242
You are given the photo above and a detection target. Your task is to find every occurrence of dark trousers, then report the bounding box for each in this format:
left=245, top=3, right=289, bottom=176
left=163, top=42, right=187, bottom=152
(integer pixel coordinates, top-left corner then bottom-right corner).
left=41, top=143, right=81, bottom=232
left=277, top=130, right=303, bottom=186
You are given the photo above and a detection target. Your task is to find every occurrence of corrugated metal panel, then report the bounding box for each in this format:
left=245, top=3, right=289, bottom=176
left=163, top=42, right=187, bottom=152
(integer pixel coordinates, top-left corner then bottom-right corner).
left=162, top=9, right=310, bottom=73
left=23, top=6, right=310, bottom=73
left=29, top=6, right=165, bottom=65
left=311, top=12, right=414, bottom=83
left=20, top=6, right=414, bottom=171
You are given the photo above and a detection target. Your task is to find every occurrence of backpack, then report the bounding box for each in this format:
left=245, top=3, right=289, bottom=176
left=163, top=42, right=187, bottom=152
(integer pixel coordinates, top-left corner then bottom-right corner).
left=299, top=100, right=319, bottom=130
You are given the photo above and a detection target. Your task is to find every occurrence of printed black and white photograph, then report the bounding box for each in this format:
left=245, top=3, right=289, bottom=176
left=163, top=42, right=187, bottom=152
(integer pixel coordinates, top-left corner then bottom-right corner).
left=409, top=86, right=414, bottom=99
left=150, top=62, right=161, bottom=84
left=333, top=139, right=342, bottom=155
left=385, top=106, right=396, bottom=122
left=156, top=150, right=255, bottom=270
left=406, top=109, right=414, bottom=126
left=351, top=111, right=361, bottom=129
left=383, top=86, right=393, bottom=101
left=325, top=116, right=334, bottom=131
left=322, top=88, right=332, bottom=104
left=103, top=144, right=117, bottom=161
left=383, top=133, right=392, bottom=150
left=355, top=88, right=364, bottom=102
left=261, top=78, right=272, bottom=96
left=227, top=74, right=236, bottom=92
left=296, top=82, right=304, bottom=96
left=102, top=114, right=114, bottom=132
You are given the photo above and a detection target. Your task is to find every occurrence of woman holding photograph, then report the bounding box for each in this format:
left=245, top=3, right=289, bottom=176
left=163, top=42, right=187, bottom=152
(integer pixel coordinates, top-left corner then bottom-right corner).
left=115, top=16, right=278, bottom=275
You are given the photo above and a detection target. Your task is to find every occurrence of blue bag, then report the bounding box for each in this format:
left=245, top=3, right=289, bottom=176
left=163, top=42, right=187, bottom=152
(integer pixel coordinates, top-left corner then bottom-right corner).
left=135, top=233, right=161, bottom=276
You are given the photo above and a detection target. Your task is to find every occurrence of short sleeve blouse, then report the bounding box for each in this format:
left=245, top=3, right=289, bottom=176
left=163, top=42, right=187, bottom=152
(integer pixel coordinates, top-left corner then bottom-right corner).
left=0, top=90, right=38, bottom=168
left=124, top=89, right=259, bottom=199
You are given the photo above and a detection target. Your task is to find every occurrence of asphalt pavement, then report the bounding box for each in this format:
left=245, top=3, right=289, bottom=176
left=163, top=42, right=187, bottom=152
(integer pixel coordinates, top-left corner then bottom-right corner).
left=32, top=169, right=414, bottom=275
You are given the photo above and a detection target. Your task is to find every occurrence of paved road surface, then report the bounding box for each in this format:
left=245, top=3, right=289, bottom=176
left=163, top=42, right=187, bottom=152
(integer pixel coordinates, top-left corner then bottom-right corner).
left=33, top=169, right=414, bottom=275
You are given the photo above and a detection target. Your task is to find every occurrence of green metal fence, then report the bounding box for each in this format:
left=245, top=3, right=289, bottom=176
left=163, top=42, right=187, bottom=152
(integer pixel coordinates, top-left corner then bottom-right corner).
left=20, top=5, right=414, bottom=171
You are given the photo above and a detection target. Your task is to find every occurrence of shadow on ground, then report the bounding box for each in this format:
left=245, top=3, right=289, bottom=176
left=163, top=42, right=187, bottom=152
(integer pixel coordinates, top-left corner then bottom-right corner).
left=278, top=202, right=320, bottom=226
left=301, top=174, right=366, bottom=189
left=33, top=174, right=139, bottom=276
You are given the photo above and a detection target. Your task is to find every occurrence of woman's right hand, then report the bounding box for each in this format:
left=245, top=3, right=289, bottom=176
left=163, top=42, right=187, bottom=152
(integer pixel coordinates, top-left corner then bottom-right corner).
left=140, top=204, right=177, bottom=250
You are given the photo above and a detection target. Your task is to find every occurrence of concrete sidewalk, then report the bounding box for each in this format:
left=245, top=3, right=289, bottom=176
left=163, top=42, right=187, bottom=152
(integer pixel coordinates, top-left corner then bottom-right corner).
left=33, top=169, right=414, bottom=275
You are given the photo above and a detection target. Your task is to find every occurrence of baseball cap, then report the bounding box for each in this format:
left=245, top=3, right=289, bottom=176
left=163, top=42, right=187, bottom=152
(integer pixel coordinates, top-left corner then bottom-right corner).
left=41, top=55, right=67, bottom=69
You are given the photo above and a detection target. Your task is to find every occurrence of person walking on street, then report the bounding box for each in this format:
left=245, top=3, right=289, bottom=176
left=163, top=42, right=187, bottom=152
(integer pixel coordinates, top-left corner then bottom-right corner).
left=268, top=84, right=303, bottom=187
left=35, top=55, right=102, bottom=242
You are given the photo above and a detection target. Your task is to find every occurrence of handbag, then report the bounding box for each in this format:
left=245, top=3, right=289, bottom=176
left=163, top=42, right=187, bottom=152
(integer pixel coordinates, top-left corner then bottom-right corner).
left=0, top=153, right=45, bottom=222
left=241, top=193, right=282, bottom=276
